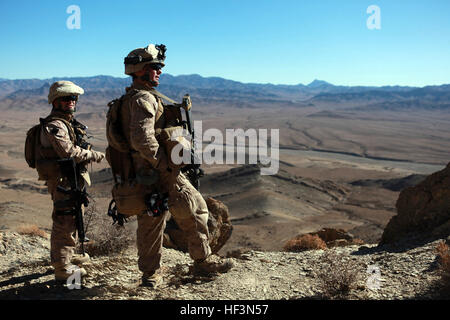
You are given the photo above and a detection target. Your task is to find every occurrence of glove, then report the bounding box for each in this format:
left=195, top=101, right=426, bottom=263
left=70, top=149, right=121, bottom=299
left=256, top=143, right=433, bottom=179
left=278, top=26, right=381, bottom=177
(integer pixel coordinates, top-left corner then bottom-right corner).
left=91, top=150, right=105, bottom=163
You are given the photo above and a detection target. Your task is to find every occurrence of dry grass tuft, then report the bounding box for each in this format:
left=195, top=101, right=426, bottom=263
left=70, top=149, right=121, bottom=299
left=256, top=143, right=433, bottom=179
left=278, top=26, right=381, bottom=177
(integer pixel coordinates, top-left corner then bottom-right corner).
left=314, top=250, right=362, bottom=299
left=283, top=234, right=327, bottom=252
left=436, top=241, right=450, bottom=287
left=16, top=224, right=48, bottom=239
left=81, top=197, right=133, bottom=257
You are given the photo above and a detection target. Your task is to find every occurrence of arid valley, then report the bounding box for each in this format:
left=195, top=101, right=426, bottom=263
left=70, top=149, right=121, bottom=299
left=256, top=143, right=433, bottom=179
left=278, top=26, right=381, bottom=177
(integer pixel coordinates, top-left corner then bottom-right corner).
left=1, top=75, right=449, bottom=254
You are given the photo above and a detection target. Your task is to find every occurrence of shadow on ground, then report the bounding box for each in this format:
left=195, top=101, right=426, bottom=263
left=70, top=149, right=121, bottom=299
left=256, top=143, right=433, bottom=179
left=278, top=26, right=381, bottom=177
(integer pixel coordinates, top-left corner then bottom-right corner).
left=0, top=269, right=106, bottom=300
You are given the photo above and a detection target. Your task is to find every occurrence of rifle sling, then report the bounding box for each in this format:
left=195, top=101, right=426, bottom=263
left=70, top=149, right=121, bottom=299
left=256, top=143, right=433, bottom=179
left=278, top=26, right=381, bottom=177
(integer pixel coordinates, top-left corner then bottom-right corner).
left=148, top=88, right=177, bottom=105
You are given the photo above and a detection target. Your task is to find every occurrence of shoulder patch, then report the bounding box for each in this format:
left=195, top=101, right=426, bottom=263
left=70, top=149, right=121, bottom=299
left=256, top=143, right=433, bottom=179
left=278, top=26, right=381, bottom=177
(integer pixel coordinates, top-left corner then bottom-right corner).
left=45, top=120, right=70, bottom=138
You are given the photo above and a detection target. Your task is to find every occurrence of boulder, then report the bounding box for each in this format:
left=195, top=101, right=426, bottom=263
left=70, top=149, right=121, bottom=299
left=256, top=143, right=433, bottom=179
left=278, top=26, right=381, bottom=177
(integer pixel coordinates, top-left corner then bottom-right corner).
left=309, top=228, right=363, bottom=248
left=284, top=228, right=363, bottom=252
left=380, top=162, right=450, bottom=244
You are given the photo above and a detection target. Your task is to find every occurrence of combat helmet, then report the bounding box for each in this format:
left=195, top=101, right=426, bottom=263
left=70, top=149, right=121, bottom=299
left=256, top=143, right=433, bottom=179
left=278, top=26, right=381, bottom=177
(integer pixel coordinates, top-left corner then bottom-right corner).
left=48, top=81, right=84, bottom=104
left=124, top=44, right=166, bottom=75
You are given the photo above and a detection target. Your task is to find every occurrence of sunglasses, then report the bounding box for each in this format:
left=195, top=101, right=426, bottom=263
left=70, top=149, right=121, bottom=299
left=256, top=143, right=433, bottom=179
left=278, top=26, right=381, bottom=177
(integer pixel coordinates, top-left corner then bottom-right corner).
left=150, top=63, right=163, bottom=71
left=60, top=95, right=78, bottom=102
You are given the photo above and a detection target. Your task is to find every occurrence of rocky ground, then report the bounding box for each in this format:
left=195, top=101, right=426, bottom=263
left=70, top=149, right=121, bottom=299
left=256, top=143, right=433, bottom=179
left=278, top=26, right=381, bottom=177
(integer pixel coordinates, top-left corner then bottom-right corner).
left=1, top=230, right=449, bottom=301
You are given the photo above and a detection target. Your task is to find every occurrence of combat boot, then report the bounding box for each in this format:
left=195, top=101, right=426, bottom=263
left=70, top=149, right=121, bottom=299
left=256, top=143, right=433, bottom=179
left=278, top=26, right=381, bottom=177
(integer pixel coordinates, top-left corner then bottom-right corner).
left=54, top=264, right=87, bottom=282
left=192, top=255, right=234, bottom=275
left=71, top=253, right=90, bottom=266
left=140, top=272, right=163, bottom=288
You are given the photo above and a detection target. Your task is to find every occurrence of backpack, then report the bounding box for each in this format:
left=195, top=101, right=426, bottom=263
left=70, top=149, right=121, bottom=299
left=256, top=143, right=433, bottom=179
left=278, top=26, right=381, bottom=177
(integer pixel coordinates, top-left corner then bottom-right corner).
left=106, top=95, right=151, bottom=217
left=106, top=97, right=129, bottom=153
left=24, top=123, right=42, bottom=169
left=105, top=95, right=137, bottom=182
left=24, top=116, right=75, bottom=169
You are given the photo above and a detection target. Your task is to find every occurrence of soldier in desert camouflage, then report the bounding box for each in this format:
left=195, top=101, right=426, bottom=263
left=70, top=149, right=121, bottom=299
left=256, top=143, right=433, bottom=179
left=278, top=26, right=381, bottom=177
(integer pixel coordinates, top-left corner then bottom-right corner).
left=115, top=44, right=233, bottom=287
left=38, top=81, right=105, bottom=281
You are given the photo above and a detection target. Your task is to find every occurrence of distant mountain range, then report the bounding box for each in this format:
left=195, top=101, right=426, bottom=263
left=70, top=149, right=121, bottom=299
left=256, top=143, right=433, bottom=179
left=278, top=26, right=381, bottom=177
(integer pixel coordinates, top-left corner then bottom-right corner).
left=0, top=74, right=448, bottom=111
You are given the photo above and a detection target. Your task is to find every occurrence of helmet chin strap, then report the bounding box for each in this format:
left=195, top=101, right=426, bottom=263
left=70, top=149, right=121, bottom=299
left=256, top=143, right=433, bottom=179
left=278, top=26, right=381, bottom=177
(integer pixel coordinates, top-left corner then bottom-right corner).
left=53, top=103, right=76, bottom=114
left=139, top=71, right=158, bottom=87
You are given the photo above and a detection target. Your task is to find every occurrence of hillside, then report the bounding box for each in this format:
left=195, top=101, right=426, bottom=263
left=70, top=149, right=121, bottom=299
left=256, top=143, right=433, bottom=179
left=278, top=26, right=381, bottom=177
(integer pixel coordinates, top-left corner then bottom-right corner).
left=0, top=230, right=448, bottom=301
left=88, top=162, right=403, bottom=250
left=1, top=161, right=449, bottom=301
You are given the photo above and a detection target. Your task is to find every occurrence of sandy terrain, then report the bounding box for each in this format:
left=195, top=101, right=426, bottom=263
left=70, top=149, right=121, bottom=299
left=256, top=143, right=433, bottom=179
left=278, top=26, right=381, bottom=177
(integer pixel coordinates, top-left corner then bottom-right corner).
left=0, top=106, right=448, bottom=254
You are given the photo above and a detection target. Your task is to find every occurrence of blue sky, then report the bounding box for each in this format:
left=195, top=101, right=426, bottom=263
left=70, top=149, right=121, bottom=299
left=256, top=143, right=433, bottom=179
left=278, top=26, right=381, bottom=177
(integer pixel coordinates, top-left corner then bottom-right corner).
left=0, top=0, right=449, bottom=86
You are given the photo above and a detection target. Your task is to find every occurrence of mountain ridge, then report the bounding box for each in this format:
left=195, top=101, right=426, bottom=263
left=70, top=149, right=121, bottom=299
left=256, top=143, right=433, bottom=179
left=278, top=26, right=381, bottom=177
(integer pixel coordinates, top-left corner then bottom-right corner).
left=0, top=74, right=449, bottom=111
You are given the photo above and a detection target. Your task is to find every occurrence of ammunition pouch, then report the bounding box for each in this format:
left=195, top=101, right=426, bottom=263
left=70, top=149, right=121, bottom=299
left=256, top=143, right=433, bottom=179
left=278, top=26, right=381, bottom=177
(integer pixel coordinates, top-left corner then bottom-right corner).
left=54, top=209, right=76, bottom=216
left=107, top=142, right=163, bottom=218
left=111, top=168, right=165, bottom=217
left=36, top=159, right=60, bottom=181
left=111, top=181, right=153, bottom=217
left=54, top=199, right=77, bottom=209
left=135, top=171, right=159, bottom=186
left=53, top=184, right=88, bottom=214
left=54, top=197, right=77, bottom=216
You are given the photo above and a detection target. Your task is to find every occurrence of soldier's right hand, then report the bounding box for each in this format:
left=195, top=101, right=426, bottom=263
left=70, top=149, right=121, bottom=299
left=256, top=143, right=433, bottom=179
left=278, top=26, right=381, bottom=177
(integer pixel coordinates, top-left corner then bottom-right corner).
left=91, top=151, right=105, bottom=163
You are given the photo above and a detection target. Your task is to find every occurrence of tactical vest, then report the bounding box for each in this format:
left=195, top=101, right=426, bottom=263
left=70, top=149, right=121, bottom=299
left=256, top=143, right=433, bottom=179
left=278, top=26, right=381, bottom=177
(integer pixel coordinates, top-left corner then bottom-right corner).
left=25, top=115, right=77, bottom=181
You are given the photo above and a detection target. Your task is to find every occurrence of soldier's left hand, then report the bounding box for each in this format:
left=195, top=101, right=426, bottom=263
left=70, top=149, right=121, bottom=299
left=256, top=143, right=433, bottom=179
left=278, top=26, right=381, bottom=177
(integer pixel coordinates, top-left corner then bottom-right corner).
left=91, top=151, right=105, bottom=163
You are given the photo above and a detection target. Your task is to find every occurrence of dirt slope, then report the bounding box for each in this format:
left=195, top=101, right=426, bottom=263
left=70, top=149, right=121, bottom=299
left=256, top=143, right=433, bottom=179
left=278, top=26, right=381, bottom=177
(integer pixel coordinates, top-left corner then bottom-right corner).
left=0, top=231, right=448, bottom=300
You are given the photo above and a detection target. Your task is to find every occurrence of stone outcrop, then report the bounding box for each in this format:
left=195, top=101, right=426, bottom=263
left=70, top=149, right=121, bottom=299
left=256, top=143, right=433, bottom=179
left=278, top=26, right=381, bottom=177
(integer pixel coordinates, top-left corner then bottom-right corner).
left=284, top=228, right=364, bottom=252
left=309, top=228, right=364, bottom=248
left=381, top=162, right=450, bottom=244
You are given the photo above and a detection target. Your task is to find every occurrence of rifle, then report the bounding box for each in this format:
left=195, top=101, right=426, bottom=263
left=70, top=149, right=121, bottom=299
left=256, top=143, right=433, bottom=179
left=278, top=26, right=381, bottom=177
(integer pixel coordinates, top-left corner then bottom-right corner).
left=179, top=94, right=204, bottom=190
left=71, top=118, right=92, bottom=150
left=149, top=90, right=204, bottom=190
left=56, top=158, right=89, bottom=255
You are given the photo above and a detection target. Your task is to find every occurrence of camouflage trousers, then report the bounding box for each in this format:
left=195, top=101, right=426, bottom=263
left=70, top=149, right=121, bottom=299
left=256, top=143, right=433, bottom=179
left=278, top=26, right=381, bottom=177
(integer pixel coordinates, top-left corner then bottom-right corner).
left=47, top=177, right=82, bottom=270
left=136, top=170, right=211, bottom=276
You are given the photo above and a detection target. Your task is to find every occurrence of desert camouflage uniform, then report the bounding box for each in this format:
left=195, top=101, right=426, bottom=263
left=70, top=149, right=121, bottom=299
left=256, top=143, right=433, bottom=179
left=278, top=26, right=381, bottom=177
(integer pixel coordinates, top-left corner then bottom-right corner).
left=119, top=82, right=211, bottom=276
left=40, top=110, right=102, bottom=272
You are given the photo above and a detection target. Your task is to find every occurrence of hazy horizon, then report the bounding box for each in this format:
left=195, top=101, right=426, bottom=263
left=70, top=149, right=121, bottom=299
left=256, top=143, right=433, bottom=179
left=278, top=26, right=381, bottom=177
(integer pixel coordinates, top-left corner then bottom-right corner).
left=1, top=73, right=448, bottom=89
